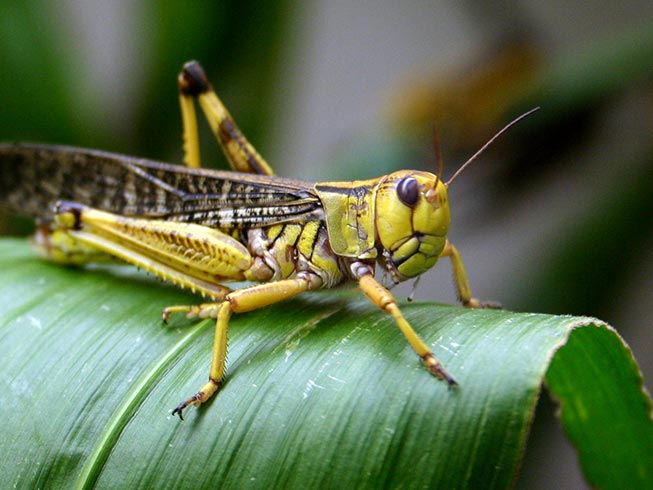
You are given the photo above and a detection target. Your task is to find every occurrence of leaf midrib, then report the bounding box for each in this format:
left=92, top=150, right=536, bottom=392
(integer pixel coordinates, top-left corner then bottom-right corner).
left=74, top=317, right=214, bottom=489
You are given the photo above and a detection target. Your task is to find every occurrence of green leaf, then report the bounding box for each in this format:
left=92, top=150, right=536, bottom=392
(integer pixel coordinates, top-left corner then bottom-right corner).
left=0, top=238, right=650, bottom=489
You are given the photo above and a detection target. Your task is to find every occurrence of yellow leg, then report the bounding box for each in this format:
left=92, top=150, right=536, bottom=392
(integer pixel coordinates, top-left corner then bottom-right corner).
left=177, top=61, right=275, bottom=176
left=171, top=272, right=322, bottom=419
left=178, top=84, right=201, bottom=168
left=171, top=301, right=230, bottom=420
left=32, top=223, right=116, bottom=266
left=358, top=273, right=456, bottom=386
left=53, top=201, right=250, bottom=299
left=439, top=240, right=501, bottom=309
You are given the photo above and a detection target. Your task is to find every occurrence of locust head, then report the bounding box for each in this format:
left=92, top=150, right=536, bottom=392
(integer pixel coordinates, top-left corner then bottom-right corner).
left=374, top=107, right=540, bottom=283
left=375, top=171, right=449, bottom=282
left=315, top=108, right=540, bottom=283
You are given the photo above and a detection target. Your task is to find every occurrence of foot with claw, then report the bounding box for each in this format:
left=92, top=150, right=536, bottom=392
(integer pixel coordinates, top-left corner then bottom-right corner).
left=463, top=298, right=502, bottom=309
left=162, top=303, right=222, bottom=324
left=422, top=353, right=458, bottom=388
left=172, top=377, right=221, bottom=420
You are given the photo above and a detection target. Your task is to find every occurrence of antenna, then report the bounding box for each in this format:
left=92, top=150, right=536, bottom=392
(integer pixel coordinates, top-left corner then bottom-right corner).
left=445, top=107, right=540, bottom=187
left=432, top=125, right=444, bottom=187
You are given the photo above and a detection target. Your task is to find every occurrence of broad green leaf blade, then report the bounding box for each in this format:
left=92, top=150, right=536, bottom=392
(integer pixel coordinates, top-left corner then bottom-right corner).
left=546, top=325, right=653, bottom=488
left=0, top=238, right=650, bottom=489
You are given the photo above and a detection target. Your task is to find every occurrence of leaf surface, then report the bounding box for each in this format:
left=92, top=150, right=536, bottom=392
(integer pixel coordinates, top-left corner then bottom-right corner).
left=0, top=239, right=650, bottom=489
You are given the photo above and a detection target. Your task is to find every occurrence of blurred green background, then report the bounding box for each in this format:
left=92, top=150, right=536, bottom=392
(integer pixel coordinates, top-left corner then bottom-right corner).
left=1, top=2, right=652, bottom=488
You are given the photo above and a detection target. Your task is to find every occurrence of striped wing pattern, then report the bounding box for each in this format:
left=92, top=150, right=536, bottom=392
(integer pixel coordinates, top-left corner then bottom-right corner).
left=0, top=143, right=322, bottom=229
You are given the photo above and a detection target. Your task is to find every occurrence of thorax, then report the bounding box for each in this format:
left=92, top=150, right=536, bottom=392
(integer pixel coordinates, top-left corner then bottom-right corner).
left=243, top=221, right=360, bottom=288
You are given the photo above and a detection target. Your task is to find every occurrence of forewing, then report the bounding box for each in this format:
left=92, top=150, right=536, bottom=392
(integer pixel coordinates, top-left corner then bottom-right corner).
left=0, top=143, right=322, bottom=229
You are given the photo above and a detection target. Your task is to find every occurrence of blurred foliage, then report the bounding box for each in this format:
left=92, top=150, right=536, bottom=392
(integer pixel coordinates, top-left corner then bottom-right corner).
left=515, top=157, right=653, bottom=318
left=337, top=21, right=653, bottom=324
left=0, top=1, right=290, bottom=160
left=0, top=1, right=290, bottom=235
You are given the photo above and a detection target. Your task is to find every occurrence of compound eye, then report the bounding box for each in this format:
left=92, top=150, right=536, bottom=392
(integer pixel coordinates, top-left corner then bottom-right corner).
left=397, top=176, right=419, bottom=207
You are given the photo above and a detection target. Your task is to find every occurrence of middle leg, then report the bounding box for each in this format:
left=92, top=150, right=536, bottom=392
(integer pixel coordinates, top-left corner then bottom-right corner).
left=170, top=271, right=323, bottom=419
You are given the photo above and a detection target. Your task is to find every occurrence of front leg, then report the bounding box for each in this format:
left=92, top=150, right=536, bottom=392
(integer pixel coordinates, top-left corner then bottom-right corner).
left=439, top=240, right=501, bottom=309
left=355, top=265, right=456, bottom=386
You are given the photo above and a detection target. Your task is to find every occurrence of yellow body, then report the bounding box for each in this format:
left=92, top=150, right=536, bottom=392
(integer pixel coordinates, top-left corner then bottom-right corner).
left=0, top=61, right=499, bottom=419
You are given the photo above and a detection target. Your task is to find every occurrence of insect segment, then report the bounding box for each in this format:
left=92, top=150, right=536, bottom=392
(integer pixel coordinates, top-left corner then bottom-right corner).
left=0, top=61, right=524, bottom=420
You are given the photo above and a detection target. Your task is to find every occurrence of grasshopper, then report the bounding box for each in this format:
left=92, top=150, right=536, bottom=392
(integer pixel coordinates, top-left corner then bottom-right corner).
left=0, top=61, right=536, bottom=419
